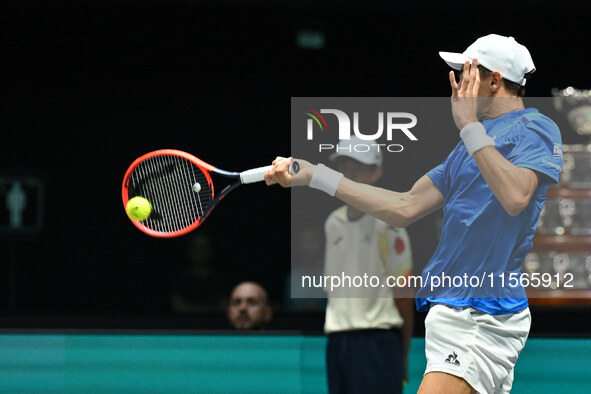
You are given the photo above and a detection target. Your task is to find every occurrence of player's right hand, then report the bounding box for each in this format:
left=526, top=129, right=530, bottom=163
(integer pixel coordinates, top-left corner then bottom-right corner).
left=264, top=157, right=315, bottom=188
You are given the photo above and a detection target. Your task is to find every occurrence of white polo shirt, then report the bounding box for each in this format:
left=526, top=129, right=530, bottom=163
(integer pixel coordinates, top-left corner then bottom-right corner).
left=323, top=206, right=412, bottom=334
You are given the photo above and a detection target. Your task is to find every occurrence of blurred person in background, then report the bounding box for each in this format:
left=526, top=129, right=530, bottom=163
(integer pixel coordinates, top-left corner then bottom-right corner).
left=170, top=233, right=227, bottom=313
left=322, top=137, right=414, bottom=394
left=227, top=281, right=273, bottom=330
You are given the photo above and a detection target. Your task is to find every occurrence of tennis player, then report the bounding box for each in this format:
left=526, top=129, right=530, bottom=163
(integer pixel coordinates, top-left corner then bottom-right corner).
left=266, top=34, right=562, bottom=393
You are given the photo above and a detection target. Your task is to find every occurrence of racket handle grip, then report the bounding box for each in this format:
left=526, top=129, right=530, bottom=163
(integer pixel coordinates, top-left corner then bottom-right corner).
left=288, top=160, right=300, bottom=175
left=240, top=165, right=274, bottom=184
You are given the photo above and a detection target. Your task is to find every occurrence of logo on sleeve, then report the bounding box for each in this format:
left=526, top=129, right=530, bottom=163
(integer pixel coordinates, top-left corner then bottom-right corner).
left=553, top=143, right=563, bottom=159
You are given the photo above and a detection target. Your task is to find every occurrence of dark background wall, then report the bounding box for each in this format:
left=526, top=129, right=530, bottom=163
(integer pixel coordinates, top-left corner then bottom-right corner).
left=2, top=0, right=590, bottom=332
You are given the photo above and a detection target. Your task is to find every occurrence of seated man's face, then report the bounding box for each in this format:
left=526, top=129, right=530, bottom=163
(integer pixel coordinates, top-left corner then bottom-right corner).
left=227, top=283, right=271, bottom=329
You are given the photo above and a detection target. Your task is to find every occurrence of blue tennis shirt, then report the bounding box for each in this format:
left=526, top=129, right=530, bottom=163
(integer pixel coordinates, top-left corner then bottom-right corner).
left=416, top=108, right=562, bottom=315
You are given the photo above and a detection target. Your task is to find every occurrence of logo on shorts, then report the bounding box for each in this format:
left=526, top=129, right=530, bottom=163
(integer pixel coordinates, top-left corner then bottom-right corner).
left=444, top=351, right=460, bottom=366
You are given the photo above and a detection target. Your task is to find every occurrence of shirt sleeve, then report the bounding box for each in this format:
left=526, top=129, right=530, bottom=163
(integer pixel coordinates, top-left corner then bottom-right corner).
left=508, top=116, right=563, bottom=186
left=426, top=159, right=449, bottom=198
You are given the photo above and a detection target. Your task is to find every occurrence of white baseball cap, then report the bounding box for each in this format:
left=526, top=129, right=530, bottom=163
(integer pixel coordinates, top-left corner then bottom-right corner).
left=439, top=34, right=536, bottom=86
left=329, top=136, right=383, bottom=166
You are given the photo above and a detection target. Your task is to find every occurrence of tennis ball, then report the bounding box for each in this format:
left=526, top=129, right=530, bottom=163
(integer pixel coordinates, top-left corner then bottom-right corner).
left=126, top=196, right=152, bottom=221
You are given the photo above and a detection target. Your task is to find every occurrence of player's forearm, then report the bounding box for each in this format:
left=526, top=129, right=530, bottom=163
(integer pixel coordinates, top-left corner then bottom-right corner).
left=265, top=158, right=443, bottom=225
left=473, top=146, right=537, bottom=216
left=335, top=180, right=427, bottom=228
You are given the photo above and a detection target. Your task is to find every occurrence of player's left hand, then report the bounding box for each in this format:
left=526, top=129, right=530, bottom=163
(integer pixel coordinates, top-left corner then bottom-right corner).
left=449, top=58, right=480, bottom=130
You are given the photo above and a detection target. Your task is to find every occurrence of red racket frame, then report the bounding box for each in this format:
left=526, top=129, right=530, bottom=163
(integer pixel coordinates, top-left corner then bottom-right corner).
left=122, top=149, right=216, bottom=238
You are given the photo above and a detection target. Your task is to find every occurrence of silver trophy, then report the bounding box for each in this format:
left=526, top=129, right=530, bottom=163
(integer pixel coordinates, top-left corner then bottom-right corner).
left=551, top=87, right=591, bottom=189
left=552, top=86, right=591, bottom=136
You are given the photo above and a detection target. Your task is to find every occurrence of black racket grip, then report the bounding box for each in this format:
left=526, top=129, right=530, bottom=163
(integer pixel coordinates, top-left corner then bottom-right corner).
left=288, top=160, right=300, bottom=175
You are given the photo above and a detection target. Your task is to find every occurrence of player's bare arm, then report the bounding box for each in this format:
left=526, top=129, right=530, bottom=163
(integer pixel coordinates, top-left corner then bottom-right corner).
left=452, top=58, right=538, bottom=216
left=336, top=175, right=444, bottom=227
left=472, top=147, right=539, bottom=216
left=265, top=157, right=444, bottom=228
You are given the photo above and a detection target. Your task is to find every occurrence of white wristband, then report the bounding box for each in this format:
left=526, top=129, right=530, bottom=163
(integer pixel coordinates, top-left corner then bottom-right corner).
left=460, top=122, right=495, bottom=156
left=309, top=164, right=344, bottom=196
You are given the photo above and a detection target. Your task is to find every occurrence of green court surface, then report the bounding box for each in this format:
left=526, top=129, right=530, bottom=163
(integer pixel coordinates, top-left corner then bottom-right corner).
left=0, top=334, right=589, bottom=393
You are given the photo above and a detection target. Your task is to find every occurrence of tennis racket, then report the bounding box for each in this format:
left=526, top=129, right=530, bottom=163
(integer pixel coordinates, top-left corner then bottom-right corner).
left=122, top=149, right=272, bottom=237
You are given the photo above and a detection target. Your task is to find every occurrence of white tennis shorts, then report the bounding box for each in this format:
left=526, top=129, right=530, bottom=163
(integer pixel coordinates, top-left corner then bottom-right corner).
left=424, top=303, right=531, bottom=394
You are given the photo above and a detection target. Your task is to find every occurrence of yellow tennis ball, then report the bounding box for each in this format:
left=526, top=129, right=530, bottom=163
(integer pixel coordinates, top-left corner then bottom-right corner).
left=126, top=196, right=152, bottom=221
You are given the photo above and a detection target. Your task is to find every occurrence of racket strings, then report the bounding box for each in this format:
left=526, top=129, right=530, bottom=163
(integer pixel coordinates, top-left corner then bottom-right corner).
left=129, top=155, right=211, bottom=233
